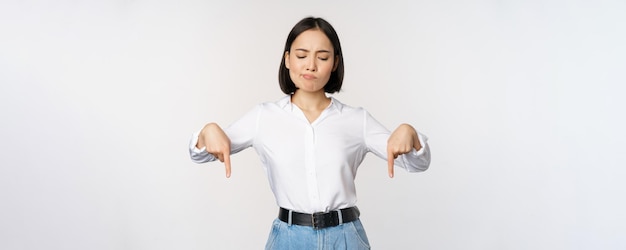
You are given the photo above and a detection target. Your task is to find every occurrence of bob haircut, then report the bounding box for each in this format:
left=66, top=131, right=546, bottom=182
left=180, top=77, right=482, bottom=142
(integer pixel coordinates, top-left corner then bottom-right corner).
left=279, top=17, right=344, bottom=94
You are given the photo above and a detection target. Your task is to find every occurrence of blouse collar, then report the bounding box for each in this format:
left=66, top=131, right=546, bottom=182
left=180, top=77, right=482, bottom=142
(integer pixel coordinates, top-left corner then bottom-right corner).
left=278, top=95, right=344, bottom=113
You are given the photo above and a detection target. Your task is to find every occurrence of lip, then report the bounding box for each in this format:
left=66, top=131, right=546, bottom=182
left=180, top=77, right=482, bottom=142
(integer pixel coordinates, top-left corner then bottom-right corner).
left=302, top=74, right=317, bottom=80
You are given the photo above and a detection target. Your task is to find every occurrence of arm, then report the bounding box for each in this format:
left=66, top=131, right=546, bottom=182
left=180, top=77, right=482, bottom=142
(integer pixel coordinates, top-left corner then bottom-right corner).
left=188, top=105, right=261, bottom=177
left=192, top=123, right=232, bottom=177
left=363, top=111, right=431, bottom=177
left=387, top=124, right=431, bottom=177
left=189, top=128, right=219, bottom=163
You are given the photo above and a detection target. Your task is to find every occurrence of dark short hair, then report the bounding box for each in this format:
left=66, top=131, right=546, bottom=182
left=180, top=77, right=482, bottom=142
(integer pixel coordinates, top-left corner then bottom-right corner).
left=279, top=17, right=344, bottom=94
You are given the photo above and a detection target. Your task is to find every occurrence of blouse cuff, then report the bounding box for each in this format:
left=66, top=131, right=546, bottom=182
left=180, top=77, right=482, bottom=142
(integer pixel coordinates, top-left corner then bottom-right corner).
left=189, top=131, right=205, bottom=152
left=413, top=132, right=428, bottom=156
left=189, top=130, right=216, bottom=163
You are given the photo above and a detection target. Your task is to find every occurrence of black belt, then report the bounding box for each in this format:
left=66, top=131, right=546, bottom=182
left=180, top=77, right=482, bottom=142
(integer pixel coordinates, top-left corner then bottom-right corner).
left=278, top=207, right=360, bottom=229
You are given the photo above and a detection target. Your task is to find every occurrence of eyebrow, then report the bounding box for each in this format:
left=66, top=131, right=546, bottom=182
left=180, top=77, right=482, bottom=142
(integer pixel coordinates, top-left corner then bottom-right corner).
left=294, top=48, right=331, bottom=53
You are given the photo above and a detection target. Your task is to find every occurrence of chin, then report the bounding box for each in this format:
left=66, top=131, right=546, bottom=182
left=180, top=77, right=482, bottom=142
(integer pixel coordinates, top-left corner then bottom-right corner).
left=296, top=84, right=324, bottom=93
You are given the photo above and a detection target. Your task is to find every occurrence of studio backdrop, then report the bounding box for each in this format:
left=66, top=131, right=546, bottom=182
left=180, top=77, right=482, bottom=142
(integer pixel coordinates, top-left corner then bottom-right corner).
left=1, top=0, right=625, bottom=249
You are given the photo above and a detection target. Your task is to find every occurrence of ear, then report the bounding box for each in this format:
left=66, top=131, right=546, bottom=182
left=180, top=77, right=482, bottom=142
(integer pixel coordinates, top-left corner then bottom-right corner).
left=332, top=55, right=339, bottom=71
left=284, top=51, right=290, bottom=69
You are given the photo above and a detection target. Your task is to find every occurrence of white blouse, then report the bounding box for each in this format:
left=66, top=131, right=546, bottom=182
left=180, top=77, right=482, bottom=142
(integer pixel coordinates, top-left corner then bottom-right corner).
left=189, top=96, right=431, bottom=213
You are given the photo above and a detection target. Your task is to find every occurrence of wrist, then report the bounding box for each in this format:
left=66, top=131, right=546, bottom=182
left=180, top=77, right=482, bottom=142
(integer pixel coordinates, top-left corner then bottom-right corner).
left=413, top=131, right=422, bottom=151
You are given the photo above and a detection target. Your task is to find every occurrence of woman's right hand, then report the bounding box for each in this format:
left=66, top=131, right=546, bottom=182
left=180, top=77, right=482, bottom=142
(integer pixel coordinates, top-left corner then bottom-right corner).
left=197, top=123, right=232, bottom=178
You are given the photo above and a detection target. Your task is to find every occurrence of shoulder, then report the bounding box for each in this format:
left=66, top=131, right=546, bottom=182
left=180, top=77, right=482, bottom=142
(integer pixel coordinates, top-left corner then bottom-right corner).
left=330, top=96, right=366, bottom=115
left=244, top=96, right=291, bottom=116
left=252, top=96, right=290, bottom=109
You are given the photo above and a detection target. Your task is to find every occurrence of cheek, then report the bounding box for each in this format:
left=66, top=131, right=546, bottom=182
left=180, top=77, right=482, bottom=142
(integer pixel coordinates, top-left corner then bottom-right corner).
left=289, top=69, right=298, bottom=79
left=288, top=60, right=299, bottom=72
left=288, top=66, right=300, bottom=83
left=320, top=62, right=335, bottom=76
left=322, top=62, right=335, bottom=71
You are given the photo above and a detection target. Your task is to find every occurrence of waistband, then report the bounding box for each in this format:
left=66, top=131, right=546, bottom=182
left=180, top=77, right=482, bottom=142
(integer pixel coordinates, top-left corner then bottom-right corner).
left=278, top=207, right=360, bottom=230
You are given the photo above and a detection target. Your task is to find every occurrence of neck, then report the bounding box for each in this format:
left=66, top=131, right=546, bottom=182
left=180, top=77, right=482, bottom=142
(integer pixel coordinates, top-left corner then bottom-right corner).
left=291, top=90, right=330, bottom=111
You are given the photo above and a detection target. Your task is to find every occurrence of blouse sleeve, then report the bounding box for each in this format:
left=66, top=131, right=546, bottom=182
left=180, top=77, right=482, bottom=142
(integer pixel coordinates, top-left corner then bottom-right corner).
left=189, top=104, right=261, bottom=164
left=363, top=110, right=431, bottom=172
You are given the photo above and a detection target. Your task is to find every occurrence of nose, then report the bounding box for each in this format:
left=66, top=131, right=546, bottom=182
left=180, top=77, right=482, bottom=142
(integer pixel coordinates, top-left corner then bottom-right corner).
left=306, top=57, right=316, bottom=72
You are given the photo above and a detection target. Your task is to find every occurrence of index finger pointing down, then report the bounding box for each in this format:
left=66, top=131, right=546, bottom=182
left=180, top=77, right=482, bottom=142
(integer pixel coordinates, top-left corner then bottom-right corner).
left=387, top=149, right=395, bottom=178
left=224, top=150, right=231, bottom=178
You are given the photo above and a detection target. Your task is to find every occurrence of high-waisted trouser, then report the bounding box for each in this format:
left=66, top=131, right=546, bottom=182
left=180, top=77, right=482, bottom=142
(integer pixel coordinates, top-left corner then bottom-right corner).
left=264, top=218, right=371, bottom=250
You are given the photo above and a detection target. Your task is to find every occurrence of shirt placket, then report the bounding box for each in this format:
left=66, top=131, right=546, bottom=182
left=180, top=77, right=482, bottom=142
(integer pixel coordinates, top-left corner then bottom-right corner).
left=304, top=124, right=321, bottom=211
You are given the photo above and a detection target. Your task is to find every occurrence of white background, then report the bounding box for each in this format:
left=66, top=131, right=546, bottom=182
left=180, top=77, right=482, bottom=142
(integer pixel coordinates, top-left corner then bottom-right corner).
left=1, top=0, right=625, bottom=249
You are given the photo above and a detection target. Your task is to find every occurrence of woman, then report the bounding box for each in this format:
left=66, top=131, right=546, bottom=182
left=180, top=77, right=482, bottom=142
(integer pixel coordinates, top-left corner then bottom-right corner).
left=189, top=16, right=431, bottom=249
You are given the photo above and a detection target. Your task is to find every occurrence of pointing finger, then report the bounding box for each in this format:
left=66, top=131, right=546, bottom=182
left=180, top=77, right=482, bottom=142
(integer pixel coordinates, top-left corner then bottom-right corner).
left=224, top=150, right=231, bottom=178
left=387, top=148, right=395, bottom=178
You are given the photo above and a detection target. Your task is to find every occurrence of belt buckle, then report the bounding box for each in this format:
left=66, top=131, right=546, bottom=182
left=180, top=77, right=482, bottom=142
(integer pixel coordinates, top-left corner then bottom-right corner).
left=311, top=212, right=324, bottom=230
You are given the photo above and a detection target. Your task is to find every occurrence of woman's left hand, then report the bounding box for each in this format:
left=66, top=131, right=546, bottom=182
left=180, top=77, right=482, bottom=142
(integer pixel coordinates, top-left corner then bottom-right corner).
left=387, top=124, right=422, bottom=178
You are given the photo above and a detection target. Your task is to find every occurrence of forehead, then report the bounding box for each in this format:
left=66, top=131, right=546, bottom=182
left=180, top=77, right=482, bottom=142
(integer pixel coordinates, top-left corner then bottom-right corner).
left=291, top=29, right=334, bottom=52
